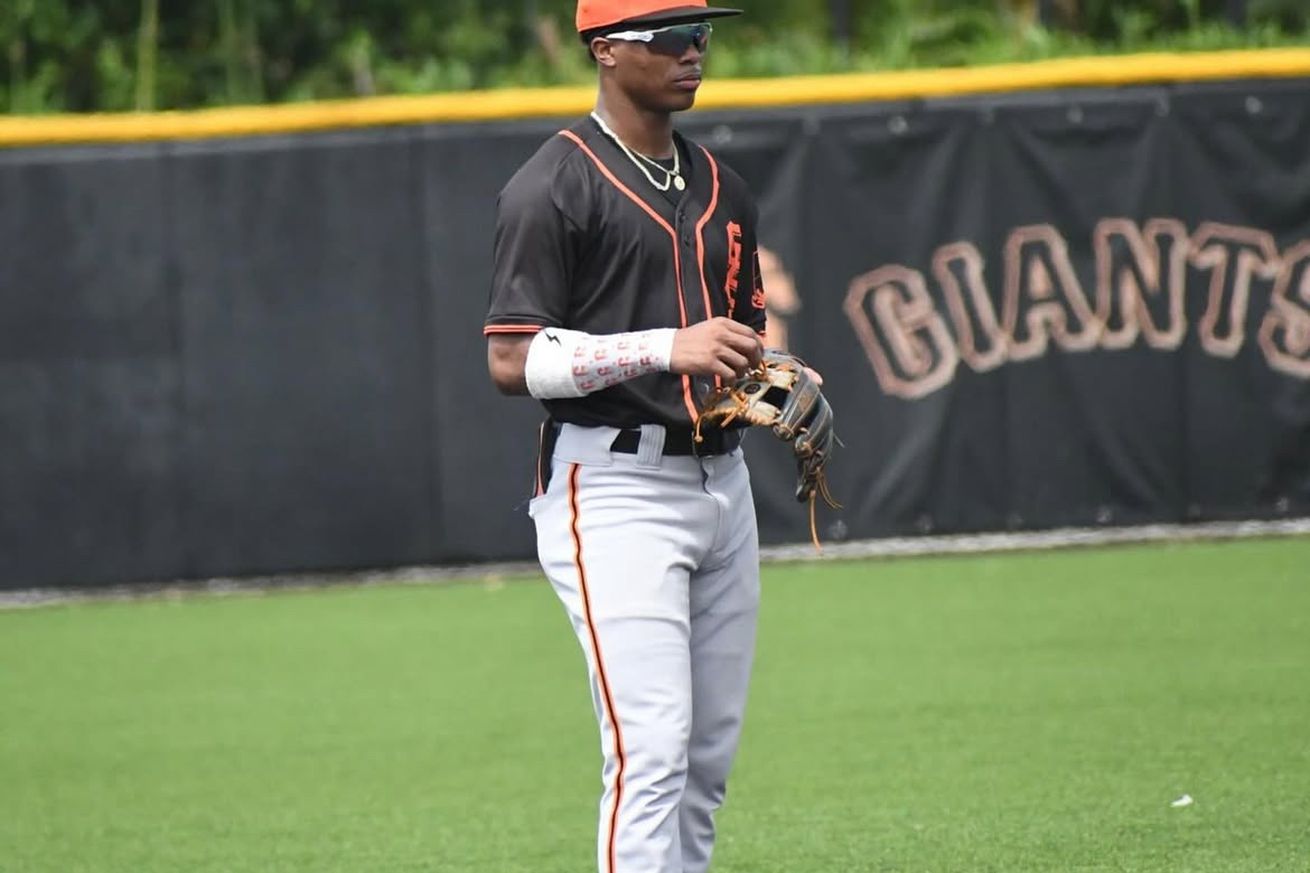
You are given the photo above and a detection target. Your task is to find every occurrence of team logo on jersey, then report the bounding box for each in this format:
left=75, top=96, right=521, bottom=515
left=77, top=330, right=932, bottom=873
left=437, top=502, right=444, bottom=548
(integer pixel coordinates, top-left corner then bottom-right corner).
left=724, top=221, right=744, bottom=317
left=751, top=250, right=767, bottom=310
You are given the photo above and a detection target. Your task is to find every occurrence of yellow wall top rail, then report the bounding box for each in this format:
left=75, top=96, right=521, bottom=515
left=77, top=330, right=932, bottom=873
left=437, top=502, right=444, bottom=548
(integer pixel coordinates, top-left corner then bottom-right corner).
left=2, top=48, right=1309, bottom=148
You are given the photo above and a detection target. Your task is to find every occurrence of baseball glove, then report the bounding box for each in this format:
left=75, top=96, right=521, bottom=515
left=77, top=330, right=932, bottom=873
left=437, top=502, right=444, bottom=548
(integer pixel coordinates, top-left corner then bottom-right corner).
left=696, top=350, right=838, bottom=547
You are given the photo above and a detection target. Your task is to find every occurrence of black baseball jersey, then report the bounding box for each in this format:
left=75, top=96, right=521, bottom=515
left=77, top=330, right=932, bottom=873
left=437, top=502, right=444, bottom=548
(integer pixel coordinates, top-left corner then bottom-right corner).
left=485, top=117, right=767, bottom=429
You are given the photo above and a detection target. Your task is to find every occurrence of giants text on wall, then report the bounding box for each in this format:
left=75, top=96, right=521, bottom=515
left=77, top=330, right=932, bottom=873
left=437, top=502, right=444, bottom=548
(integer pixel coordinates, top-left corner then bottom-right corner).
left=846, top=219, right=1310, bottom=399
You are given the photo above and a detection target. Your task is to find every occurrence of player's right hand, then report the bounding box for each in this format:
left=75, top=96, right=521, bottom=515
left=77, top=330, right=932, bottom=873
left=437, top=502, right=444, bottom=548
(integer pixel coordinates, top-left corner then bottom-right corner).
left=670, top=317, right=764, bottom=381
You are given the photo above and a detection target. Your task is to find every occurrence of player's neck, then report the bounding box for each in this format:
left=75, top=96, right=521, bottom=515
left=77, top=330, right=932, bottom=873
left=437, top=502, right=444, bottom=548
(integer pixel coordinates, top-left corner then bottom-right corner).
left=594, top=94, right=675, bottom=159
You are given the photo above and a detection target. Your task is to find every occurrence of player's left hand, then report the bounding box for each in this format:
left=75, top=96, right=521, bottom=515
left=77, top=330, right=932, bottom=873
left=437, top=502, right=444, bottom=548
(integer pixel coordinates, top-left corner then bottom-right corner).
left=697, top=350, right=836, bottom=507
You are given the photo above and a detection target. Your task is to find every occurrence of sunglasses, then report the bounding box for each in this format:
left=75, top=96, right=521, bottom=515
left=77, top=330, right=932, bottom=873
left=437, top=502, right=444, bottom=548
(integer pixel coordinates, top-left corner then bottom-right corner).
left=605, top=22, right=713, bottom=56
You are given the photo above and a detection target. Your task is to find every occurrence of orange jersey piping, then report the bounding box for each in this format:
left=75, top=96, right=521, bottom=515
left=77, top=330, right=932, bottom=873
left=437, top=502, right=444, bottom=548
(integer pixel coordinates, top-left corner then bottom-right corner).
left=483, top=324, right=544, bottom=335
left=693, top=145, right=721, bottom=323
left=694, top=145, right=723, bottom=388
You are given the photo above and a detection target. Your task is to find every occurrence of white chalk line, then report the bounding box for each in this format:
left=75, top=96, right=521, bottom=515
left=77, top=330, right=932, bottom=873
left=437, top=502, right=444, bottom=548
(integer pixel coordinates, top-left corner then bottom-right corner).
left=2, top=517, right=1307, bottom=610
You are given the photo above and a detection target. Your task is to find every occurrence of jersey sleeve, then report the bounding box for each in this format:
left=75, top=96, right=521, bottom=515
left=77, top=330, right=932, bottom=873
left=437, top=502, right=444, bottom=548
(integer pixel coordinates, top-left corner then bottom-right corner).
left=484, top=163, right=582, bottom=336
left=734, top=200, right=768, bottom=338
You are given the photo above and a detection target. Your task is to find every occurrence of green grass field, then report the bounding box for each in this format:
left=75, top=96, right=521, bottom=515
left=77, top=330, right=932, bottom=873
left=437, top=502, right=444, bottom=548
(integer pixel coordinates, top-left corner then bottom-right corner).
left=3, top=538, right=1309, bottom=872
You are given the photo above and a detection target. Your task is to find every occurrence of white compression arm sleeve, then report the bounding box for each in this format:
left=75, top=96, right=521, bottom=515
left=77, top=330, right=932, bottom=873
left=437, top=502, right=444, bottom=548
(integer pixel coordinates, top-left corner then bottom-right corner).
left=524, top=327, right=678, bottom=400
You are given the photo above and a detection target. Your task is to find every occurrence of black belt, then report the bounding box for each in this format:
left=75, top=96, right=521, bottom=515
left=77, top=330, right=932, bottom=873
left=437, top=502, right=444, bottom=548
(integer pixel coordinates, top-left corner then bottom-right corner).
left=610, top=425, right=741, bottom=457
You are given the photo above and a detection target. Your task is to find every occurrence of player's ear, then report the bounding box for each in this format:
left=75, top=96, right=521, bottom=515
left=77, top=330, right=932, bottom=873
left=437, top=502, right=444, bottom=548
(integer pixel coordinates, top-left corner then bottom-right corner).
left=591, top=36, right=619, bottom=68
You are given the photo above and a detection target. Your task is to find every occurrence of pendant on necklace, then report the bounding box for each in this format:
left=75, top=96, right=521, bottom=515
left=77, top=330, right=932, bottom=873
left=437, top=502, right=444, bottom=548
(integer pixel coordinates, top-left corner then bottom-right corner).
left=674, top=176, right=687, bottom=192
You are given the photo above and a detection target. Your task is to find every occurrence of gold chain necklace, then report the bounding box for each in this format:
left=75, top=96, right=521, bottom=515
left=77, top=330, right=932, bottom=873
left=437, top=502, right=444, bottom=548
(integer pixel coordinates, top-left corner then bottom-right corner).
left=591, top=112, right=686, bottom=193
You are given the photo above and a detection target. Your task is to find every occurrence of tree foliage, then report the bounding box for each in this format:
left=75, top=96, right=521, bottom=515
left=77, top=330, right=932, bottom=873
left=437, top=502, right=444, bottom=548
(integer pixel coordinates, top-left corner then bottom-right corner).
left=3, top=0, right=1307, bottom=114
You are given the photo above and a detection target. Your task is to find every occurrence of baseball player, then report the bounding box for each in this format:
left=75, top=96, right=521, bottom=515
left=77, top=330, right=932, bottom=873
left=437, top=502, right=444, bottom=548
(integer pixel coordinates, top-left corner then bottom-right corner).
left=484, top=2, right=768, bottom=871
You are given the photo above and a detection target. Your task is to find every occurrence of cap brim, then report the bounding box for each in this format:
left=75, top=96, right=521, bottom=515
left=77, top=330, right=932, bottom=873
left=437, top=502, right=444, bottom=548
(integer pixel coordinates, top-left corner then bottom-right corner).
left=616, top=5, right=742, bottom=27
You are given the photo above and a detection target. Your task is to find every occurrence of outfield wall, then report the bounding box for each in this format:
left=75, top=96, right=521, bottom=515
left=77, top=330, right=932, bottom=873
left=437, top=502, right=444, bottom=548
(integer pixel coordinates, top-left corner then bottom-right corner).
left=2, top=53, right=1309, bottom=589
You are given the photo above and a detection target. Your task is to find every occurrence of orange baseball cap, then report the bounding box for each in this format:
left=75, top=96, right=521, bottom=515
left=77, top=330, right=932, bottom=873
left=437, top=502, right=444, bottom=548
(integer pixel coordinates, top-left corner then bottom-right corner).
left=577, top=0, right=742, bottom=33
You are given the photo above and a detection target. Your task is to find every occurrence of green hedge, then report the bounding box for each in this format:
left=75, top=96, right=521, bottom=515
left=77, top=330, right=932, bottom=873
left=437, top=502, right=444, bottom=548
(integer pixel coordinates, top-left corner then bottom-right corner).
left=3, top=0, right=1308, bottom=114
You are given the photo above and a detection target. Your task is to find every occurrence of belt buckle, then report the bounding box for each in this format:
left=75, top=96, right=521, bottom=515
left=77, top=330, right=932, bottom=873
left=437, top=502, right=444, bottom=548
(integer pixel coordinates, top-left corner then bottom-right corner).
left=692, top=427, right=725, bottom=458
